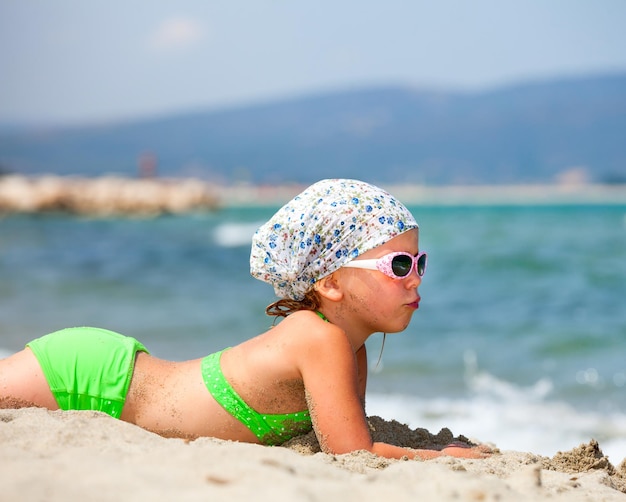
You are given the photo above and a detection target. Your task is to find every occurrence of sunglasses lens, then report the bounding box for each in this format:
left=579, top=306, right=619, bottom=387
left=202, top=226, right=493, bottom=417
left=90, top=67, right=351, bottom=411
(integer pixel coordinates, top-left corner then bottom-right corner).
left=417, top=254, right=426, bottom=276
left=391, top=255, right=413, bottom=277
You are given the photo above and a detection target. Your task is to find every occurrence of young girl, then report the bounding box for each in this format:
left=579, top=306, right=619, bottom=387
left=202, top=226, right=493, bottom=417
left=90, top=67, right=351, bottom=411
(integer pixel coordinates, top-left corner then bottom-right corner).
left=0, top=179, right=488, bottom=460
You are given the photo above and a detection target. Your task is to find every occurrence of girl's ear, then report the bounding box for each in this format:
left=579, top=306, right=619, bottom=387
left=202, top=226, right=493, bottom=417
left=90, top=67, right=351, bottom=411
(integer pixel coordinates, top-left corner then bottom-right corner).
left=314, top=273, right=344, bottom=302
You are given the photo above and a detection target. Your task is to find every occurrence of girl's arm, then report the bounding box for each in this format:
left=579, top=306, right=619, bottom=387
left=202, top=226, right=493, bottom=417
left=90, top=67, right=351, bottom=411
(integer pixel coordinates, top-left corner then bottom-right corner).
left=300, top=324, right=372, bottom=455
left=299, top=325, right=489, bottom=460
left=372, top=442, right=491, bottom=460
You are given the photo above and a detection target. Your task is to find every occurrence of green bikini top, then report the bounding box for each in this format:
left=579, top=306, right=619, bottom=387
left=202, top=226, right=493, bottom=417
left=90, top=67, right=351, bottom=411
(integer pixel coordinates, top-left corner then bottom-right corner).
left=201, top=350, right=312, bottom=446
left=201, top=311, right=329, bottom=446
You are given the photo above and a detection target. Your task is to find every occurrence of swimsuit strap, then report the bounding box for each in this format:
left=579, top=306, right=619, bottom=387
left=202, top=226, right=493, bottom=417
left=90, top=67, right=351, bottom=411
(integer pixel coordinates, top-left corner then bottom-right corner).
left=315, top=310, right=329, bottom=322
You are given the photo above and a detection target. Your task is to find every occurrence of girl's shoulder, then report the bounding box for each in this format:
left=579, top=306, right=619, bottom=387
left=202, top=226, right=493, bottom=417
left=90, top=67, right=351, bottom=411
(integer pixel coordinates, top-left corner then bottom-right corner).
left=279, top=310, right=346, bottom=341
left=275, top=310, right=356, bottom=366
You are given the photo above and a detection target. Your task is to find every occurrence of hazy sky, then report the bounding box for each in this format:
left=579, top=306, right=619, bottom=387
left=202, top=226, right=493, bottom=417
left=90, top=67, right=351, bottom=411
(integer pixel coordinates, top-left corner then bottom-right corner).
left=2, top=0, right=626, bottom=125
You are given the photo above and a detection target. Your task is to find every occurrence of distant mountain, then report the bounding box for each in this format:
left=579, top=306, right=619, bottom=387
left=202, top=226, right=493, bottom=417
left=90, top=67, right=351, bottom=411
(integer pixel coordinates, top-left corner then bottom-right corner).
left=1, top=73, right=625, bottom=185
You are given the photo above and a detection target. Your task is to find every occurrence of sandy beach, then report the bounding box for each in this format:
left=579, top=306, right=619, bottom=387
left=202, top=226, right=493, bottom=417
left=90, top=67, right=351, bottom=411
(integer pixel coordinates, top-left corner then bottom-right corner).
left=1, top=408, right=624, bottom=501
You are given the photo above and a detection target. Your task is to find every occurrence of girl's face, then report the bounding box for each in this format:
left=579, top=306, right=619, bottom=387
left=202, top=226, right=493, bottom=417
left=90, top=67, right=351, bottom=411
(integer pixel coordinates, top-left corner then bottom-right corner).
left=336, top=228, right=422, bottom=334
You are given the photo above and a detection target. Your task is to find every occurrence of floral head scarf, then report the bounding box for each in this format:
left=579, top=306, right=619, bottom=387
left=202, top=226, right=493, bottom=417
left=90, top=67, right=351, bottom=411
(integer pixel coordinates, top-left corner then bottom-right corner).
left=250, top=179, right=418, bottom=301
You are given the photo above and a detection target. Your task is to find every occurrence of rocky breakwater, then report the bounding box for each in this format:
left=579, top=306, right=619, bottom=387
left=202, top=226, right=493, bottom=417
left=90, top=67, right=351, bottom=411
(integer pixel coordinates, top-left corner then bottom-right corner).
left=0, top=175, right=220, bottom=217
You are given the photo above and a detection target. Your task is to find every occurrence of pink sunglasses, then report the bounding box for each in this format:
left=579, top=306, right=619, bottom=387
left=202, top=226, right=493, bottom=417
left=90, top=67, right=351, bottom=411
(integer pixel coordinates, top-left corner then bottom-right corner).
left=343, top=251, right=427, bottom=279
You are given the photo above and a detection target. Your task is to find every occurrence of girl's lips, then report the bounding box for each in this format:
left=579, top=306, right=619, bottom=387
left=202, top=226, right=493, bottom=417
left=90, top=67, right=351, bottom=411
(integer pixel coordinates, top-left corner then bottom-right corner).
left=408, top=298, right=421, bottom=309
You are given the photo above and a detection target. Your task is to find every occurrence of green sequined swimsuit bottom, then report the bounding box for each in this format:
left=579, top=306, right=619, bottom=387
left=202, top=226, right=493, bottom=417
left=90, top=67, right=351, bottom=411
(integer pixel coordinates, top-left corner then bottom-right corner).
left=27, top=327, right=148, bottom=419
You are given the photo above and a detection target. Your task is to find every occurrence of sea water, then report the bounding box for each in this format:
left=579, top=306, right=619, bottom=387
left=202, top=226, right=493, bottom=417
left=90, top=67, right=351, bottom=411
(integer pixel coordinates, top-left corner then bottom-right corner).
left=1, top=203, right=625, bottom=462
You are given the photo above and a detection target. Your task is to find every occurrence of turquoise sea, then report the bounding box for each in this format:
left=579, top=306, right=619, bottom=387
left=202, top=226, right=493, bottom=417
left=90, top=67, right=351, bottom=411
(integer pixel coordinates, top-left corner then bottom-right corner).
left=1, top=203, right=625, bottom=462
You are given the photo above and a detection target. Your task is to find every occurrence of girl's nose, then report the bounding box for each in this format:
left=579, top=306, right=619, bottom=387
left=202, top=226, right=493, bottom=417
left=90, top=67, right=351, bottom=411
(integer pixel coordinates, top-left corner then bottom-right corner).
left=405, top=270, right=422, bottom=289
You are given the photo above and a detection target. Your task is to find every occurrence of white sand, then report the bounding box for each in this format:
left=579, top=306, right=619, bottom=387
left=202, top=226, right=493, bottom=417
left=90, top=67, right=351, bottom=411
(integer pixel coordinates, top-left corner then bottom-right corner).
left=1, top=408, right=624, bottom=501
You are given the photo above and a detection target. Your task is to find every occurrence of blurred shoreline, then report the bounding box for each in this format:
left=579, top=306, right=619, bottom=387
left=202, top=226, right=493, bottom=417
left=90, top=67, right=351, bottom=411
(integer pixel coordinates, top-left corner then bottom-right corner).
left=0, top=174, right=625, bottom=216
left=220, top=182, right=626, bottom=207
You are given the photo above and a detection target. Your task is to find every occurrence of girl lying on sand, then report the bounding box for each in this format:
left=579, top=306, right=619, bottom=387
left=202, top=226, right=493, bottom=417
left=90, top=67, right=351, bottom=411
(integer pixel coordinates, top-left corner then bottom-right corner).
left=0, top=179, right=490, bottom=460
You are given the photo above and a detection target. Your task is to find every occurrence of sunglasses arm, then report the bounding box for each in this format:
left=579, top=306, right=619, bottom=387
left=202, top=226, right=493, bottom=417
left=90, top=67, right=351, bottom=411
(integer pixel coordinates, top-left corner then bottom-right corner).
left=342, top=260, right=379, bottom=271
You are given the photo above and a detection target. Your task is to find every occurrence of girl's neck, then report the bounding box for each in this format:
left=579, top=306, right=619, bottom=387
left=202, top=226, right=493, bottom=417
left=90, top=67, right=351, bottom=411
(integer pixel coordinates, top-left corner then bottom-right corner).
left=317, top=308, right=373, bottom=353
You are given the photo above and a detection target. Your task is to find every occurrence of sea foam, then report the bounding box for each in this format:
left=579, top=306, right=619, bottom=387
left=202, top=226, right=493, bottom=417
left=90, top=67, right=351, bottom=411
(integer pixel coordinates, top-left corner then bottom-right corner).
left=367, top=367, right=626, bottom=464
